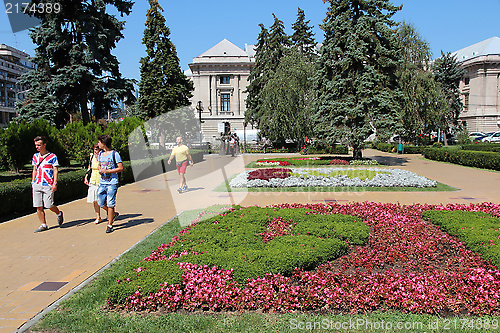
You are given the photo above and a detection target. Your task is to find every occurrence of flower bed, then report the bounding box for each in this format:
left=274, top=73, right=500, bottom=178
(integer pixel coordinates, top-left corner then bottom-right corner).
left=107, top=202, right=500, bottom=315
left=230, top=168, right=436, bottom=188
left=248, top=156, right=379, bottom=168
left=255, top=160, right=292, bottom=167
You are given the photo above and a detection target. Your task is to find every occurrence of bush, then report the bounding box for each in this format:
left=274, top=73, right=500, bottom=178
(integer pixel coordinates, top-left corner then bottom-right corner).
left=461, top=143, right=500, bottom=153
left=423, top=148, right=500, bottom=171
left=108, top=206, right=370, bottom=304
left=422, top=210, right=500, bottom=268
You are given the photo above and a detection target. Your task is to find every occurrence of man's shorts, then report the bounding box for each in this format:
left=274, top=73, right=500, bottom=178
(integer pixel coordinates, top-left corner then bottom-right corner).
left=32, top=183, right=54, bottom=208
left=97, top=184, right=118, bottom=208
left=87, top=183, right=99, bottom=203
left=176, top=160, right=188, bottom=175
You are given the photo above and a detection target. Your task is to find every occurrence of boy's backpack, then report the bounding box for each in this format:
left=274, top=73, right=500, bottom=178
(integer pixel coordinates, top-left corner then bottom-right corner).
left=111, top=150, right=123, bottom=182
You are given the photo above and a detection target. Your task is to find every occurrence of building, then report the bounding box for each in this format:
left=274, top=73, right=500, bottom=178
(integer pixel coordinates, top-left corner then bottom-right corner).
left=0, top=44, right=34, bottom=127
left=188, top=39, right=255, bottom=143
left=454, top=37, right=500, bottom=133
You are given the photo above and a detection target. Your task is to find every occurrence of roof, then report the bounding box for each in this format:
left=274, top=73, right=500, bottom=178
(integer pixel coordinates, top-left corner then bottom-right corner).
left=452, top=36, right=500, bottom=62
left=197, top=39, right=251, bottom=58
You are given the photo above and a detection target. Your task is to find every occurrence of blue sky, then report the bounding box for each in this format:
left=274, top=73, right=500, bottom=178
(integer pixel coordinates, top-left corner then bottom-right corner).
left=1, top=0, right=499, bottom=82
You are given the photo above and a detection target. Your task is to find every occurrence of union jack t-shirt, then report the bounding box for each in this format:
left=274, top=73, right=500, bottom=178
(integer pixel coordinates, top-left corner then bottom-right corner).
left=32, top=152, right=59, bottom=186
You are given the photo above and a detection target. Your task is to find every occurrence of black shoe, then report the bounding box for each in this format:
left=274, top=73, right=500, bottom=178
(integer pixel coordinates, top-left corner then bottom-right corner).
left=106, top=225, right=114, bottom=233
left=34, top=225, right=48, bottom=233
left=57, top=211, right=64, bottom=226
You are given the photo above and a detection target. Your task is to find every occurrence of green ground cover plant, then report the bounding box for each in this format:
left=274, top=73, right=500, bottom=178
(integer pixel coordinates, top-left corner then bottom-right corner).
left=422, top=210, right=500, bottom=267
left=290, top=169, right=389, bottom=180
left=246, top=156, right=378, bottom=168
left=107, top=206, right=369, bottom=305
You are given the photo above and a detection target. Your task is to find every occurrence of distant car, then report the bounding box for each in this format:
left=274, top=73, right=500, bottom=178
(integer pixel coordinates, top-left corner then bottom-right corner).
left=469, top=132, right=485, bottom=139
left=481, top=131, right=500, bottom=143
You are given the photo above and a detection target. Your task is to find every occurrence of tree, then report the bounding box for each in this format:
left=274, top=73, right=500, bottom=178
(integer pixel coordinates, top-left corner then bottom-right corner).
left=261, top=49, right=315, bottom=147
left=395, top=21, right=445, bottom=144
left=137, top=0, right=193, bottom=120
left=291, top=7, right=317, bottom=60
left=245, top=14, right=290, bottom=132
left=136, top=0, right=194, bottom=148
left=17, top=0, right=136, bottom=127
left=314, top=0, right=402, bottom=158
left=432, top=51, right=466, bottom=145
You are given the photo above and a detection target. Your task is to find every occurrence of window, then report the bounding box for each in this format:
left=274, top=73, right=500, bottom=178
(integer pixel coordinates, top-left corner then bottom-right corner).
left=221, top=93, right=230, bottom=112
left=463, top=93, right=469, bottom=112
left=220, top=76, right=230, bottom=84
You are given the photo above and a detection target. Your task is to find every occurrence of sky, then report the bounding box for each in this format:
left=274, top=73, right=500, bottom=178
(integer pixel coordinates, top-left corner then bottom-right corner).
left=1, top=0, right=499, bottom=82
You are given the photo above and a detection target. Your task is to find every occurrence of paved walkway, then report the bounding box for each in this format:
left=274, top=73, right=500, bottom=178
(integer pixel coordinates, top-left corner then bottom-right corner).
left=0, top=149, right=499, bottom=332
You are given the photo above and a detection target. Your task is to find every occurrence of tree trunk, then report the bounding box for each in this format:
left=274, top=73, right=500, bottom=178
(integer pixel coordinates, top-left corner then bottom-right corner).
left=81, top=92, right=90, bottom=125
left=352, top=145, right=363, bottom=159
left=443, top=132, right=449, bottom=146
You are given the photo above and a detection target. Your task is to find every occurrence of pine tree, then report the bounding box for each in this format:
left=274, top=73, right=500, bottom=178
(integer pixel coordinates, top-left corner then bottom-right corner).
left=16, top=0, right=136, bottom=127
left=137, top=0, right=193, bottom=120
left=432, top=51, right=466, bottom=145
left=314, top=0, right=402, bottom=158
left=291, top=8, right=317, bottom=60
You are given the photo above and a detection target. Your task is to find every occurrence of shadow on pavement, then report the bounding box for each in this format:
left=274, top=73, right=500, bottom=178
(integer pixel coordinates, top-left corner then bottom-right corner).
left=371, top=155, right=410, bottom=166
left=113, top=217, right=155, bottom=231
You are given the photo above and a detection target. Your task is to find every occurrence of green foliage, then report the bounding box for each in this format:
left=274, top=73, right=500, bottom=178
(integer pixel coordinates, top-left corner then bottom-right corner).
left=422, top=210, right=500, bottom=268
left=423, top=147, right=500, bottom=171
left=59, top=122, right=103, bottom=167
left=137, top=0, right=193, bottom=120
left=2, top=119, right=69, bottom=172
left=17, top=0, right=136, bottom=126
left=291, top=8, right=317, bottom=60
left=260, top=49, right=315, bottom=145
left=307, top=141, right=348, bottom=155
left=110, top=206, right=370, bottom=302
left=314, top=0, right=402, bottom=158
left=461, top=144, right=500, bottom=153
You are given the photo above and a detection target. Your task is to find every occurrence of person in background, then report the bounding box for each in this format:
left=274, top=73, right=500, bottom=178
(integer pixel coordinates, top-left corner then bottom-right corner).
left=84, top=143, right=103, bottom=224
left=97, top=134, right=123, bottom=233
left=32, top=136, right=64, bottom=232
left=167, top=136, right=194, bottom=193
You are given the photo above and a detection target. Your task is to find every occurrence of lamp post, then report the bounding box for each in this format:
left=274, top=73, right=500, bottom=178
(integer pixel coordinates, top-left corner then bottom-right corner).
left=196, top=101, right=203, bottom=145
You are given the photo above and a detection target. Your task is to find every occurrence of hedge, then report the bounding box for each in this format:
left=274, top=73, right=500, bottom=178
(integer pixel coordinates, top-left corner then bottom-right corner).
left=423, top=147, right=500, bottom=171
left=460, top=143, right=500, bottom=153
left=0, top=152, right=203, bottom=218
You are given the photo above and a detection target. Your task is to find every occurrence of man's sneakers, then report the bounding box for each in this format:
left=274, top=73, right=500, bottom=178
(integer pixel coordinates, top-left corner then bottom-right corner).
left=182, top=185, right=188, bottom=191
left=57, top=211, right=64, bottom=226
left=106, top=225, right=114, bottom=233
left=177, top=187, right=183, bottom=193
left=34, top=225, right=48, bottom=233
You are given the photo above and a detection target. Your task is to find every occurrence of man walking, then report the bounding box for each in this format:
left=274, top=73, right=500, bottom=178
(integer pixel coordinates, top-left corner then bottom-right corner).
left=167, top=136, right=194, bottom=193
left=32, top=136, right=64, bottom=232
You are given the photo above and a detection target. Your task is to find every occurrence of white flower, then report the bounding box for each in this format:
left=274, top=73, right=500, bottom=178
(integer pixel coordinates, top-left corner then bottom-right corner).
left=229, top=168, right=437, bottom=188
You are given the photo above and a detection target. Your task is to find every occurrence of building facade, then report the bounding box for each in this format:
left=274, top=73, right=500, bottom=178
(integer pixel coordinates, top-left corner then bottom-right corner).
left=188, top=39, right=255, bottom=143
left=455, top=37, right=500, bottom=133
left=0, top=44, right=34, bottom=127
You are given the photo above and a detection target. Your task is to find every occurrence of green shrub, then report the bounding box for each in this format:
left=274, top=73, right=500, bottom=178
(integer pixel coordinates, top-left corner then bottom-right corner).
left=422, top=210, right=500, bottom=268
left=59, top=122, right=104, bottom=167
left=110, top=206, right=370, bottom=302
left=432, top=142, right=443, bottom=148
left=461, top=144, right=500, bottom=153
left=423, top=148, right=500, bottom=171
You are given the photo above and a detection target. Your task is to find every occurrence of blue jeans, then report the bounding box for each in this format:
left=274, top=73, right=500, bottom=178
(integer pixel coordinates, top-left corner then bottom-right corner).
left=97, top=184, right=118, bottom=208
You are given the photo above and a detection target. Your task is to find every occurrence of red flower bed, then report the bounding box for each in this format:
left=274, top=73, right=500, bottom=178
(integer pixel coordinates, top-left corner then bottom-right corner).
left=329, top=159, right=350, bottom=165
left=116, top=202, right=500, bottom=315
left=247, top=168, right=292, bottom=181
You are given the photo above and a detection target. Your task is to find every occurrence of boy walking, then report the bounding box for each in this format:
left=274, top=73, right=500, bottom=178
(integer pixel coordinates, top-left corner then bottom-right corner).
left=32, top=136, right=64, bottom=232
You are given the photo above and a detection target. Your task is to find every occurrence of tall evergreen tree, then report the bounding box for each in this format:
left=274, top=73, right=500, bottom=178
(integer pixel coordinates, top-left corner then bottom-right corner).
left=17, top=0, right=136, bottom=127
left=291, top=8, right=317, bottom=60
left=245, top=24, right=269, bottom=126
left=137, top=0, right=193, bottom=120
left=396, top=21, right=432, bottom=69
left=245, top=14, right=290, bottom=131
left=432, top=51, right=466, bottom=145
left=314, top=0, right=402, bottom=158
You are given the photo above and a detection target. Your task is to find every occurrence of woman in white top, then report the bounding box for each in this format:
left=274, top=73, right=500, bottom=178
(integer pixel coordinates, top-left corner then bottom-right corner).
left=84, top=143, right=103, bottom=224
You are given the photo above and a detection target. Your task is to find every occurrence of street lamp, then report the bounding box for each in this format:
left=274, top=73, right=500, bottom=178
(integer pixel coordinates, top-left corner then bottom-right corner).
left=196, top=101, right=203, bottom=145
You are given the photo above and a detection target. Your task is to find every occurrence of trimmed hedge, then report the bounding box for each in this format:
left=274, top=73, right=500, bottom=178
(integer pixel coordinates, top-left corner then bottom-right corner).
left=461, top=143, right=500, bottom=153
left=423, top=148, right=500, bottom=171
left=371, top=142, right=425, bottom=154
left=107, top=206, right=370, bottom=305
left=422, top=210, right=500, bottom=268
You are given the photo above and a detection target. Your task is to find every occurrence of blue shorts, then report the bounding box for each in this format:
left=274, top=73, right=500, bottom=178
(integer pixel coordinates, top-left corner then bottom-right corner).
left=97, top=184, right=118, bottom=208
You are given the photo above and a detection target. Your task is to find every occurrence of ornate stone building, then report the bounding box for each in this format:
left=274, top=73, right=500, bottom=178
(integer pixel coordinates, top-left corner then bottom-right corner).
left=188, top=39, right=255, bottom=142
left=0, top=44, right=34, bottom=127
left=455, top=37, right=500, bottom=133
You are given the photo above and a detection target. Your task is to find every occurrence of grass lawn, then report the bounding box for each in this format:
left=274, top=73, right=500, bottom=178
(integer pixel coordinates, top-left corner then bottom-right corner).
left=29, top=205, right=499, bottom=333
